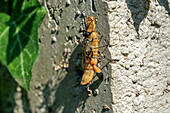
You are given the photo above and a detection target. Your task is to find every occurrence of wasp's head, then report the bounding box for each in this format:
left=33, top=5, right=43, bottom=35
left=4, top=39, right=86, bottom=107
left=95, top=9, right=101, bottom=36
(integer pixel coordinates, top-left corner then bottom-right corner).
left=86, top=16, right=96, bottom=33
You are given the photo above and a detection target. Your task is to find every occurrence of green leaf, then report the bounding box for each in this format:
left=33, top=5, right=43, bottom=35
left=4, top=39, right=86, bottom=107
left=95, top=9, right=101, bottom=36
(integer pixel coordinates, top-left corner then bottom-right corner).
left=0, top=0, right=46, bottom=91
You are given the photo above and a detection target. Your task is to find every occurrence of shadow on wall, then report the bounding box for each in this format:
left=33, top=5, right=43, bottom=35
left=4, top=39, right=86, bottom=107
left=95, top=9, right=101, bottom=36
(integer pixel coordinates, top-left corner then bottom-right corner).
left=158, top=0, right=170, bottom=16
left=0, top=63, right=16, bottom=113
left=0, top=63, right=32, bottom=113
left=126, top=0, right=170, bottom=35
left=42, top=44, right=102, bottom=113
left=21, top=89, right=32, bottom=113
left=125, top=0, right=150, bottom=35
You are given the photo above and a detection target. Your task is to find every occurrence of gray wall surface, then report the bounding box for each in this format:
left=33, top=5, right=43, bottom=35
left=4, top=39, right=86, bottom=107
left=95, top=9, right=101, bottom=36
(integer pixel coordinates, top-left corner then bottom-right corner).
left=108, top=0, right=170, bottom=113
left=29, top=0, right=112, bottom=113
left=0, top=0, right=169, bottom=113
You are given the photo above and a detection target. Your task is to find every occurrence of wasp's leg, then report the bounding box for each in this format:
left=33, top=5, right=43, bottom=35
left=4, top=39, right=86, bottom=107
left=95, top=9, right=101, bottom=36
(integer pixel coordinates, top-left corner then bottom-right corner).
left=96, top=51, right=112, bottom=84
left=95, top=29, right=103, bottom=44
left=99, top=34, right=103, bottom=44
left=89, top=46, right=114, bottom=65
left=99, top=39, right=112, bottom=53
left=90, top=41, right=113, bottom=53
left=100, top=58, right=112, bottom=70
left=83, top=37, right=90, bottom=45
left=97, top=49, right=115, bottom=70
left=84, top=37, right=109, bottom=51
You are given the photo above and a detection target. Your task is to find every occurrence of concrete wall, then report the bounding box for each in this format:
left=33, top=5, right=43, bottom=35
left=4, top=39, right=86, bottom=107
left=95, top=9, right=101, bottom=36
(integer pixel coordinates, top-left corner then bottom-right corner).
left=29, top=0, right=112, bottom=113
left=108, top=0, right=170, bottom=113
left=1, top=0, right=169, bottom=113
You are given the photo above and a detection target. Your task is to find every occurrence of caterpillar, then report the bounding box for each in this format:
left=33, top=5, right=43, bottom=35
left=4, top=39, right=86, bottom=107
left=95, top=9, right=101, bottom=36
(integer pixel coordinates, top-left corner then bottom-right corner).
left=81, top=16, right=103, bottom=85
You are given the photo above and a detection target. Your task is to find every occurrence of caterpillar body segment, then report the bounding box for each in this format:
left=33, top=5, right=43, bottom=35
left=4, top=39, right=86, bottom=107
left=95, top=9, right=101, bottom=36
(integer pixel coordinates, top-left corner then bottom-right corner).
left=81, top=16, right=103, bottom=85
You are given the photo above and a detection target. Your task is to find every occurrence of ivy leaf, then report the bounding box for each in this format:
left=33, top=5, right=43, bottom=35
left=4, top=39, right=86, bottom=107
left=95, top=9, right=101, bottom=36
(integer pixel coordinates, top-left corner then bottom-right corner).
left=0, top=0, right=46, bottom=91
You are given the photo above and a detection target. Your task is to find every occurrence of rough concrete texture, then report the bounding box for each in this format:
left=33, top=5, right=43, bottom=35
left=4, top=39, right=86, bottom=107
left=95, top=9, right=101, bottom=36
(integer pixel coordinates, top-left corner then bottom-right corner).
left=29, top=0, right=112, bottom=113
left=107, top=0, right=170, bottom=113
left=0, top=63, right=17, bottom=113
left=1, top=0, right=170, bottom=113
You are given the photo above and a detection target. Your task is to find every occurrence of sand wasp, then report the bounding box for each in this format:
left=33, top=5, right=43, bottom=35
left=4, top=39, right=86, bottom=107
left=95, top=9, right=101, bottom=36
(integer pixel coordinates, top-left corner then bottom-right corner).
left=81, top=16, right=103, bottom=85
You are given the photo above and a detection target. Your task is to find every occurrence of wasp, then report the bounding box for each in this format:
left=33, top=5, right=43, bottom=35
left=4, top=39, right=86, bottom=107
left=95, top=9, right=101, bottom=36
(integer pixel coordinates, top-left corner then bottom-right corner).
left=81, top=16, right=103, bottom=85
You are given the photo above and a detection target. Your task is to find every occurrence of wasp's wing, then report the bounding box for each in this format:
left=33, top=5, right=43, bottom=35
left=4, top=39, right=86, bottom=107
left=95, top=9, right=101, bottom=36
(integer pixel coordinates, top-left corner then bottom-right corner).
left=82, top=38, right=86, bottom=69
left=82, top=38, right=91, bottom=68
